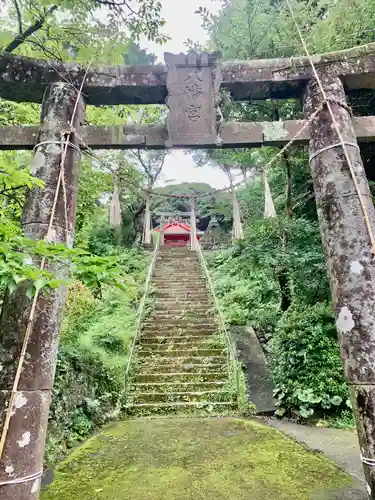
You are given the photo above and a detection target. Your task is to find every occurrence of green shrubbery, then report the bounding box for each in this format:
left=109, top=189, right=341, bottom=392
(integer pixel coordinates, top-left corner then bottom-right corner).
left=207, top=248, right=281, bottom=336
left=45, top=249, right=148, bottom=463
left=269, top=303, right=349, bottom=418
left=208, top=213, right=350, bottom=422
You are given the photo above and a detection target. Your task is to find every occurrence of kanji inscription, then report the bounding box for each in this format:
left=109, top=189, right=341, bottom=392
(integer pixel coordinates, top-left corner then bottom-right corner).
left=164, top=51, right=222, bottom=147
left=185, top=83, right=203, bottom=100
left=185, top=103, right=202, bottom=122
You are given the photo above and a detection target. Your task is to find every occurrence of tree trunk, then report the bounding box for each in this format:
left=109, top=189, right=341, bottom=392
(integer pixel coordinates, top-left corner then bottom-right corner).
left=277, top=267, right=292, bottom=312
left=0, top=83, right=85, bottom=500
left=304, top=73, right=375, bottom=499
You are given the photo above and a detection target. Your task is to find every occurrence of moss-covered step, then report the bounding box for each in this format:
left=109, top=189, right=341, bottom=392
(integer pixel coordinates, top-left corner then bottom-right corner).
left=143, top=319, right=216, bottom=326
left=128, top=401, right=237, bottom=416
left=141, top=327, right=216, bottom=336
left=137, top=344, right=224, bottom=354
left=138, top=355, right=227, bottom=366
left=134, top=381, right=227, bottom=392
left=140, top=335, right=218, bottom=344
left=154, top=292, right=210, bottom=299
left=148, top=314, right=213, bottom=322
left=41, top=418, right=354, bottom=500
left=152, top=305, right=212, bottom=311
left=137, top=345, right=223, bottom=355
left=136, top=371, right=228, bottom=383
left=153, top=286, right=207, bottom=289
left=137, top=349, right=223, bottom=362
left=153, top=297, right=211, bottom=304
left=134, top=389, right=232, bottom=404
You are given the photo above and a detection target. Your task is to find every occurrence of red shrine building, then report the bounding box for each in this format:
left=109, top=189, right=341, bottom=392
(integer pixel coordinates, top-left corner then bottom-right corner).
left=155, top=221, right=203, bottom=246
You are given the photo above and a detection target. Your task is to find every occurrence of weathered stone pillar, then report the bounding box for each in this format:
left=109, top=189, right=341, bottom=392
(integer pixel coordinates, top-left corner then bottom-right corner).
left=0, top=83, right=85, bottom=500
left=304, top=74, right=375, bottom=499
left=190, top=198, right=198, bottom=251
left=142, top=196, right=152, bottom=245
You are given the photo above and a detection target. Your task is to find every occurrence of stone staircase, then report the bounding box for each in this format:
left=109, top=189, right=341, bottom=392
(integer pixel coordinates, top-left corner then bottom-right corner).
left=128, top=246, right=236, bottom=415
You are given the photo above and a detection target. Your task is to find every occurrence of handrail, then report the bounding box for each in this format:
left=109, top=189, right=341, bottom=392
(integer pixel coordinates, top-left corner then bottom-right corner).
left=195, top=238, right=240, bottom=401
left=124, top=233, right=161, bottom=403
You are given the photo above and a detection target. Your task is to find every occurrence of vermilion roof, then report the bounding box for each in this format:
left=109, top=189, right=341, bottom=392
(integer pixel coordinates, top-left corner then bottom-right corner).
left=155, top=222, right=203, bottom=235
left=156, top=222, right=192, bottom=234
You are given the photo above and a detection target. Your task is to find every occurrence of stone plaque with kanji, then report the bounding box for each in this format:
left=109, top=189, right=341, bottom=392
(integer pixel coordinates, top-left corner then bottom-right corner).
left=164, top=51, right=221, bottom=147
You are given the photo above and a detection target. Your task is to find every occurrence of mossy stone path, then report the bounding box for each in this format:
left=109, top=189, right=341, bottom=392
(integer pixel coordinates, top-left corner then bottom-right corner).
left=41, top=418, right=353, bottom=500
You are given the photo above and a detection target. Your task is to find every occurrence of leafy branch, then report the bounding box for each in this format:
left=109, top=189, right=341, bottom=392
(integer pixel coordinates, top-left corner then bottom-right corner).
left=4, top=4, right=58, bottom=53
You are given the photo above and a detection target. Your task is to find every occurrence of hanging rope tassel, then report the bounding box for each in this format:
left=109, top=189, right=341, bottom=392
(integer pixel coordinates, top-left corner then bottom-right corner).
left=189, top=197, right=198, bottom=251
left=142, top=195, right=152, bottom=245
left=264, top=169, right=276, bottom=218
left=232, top=188, right=244, bottom=239
left=109, top=185, right=122, bottom=228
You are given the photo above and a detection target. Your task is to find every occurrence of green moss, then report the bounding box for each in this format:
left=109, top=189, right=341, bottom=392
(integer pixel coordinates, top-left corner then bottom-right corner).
left=42, top=418, right=352, bottom=500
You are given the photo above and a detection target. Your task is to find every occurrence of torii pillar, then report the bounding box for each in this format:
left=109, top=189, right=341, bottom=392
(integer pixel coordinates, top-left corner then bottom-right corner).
left=305, top=74, right=375, bottom=499
left=0, top=83, right=85, bottom=500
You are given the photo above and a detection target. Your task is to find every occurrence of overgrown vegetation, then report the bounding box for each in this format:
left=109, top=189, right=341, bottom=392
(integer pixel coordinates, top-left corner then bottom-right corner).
left=207, top=176, right=352, bottom=421
left=46, top=249, right=149, bottom=463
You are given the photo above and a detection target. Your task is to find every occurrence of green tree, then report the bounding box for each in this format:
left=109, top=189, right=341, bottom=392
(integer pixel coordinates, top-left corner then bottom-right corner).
left=0, top=0, right=168, bottom=62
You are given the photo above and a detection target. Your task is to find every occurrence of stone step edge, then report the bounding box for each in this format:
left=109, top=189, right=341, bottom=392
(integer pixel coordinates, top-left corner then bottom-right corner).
left=139, top=344, right=224, bottom=349
left=142, top=321, right=216, bottom=325
left=136, top=371, right=228, bottom=378
left=140, top=337, right=221, bottom=342
left=153, top=277, right=204, bottom=280
left=140, top=332, right=217, bottom=337
left=138, top=349, right=225, bottom=355
left=137, top=346, right=224, bottom=351
left=140, top=327, right=218, bottom=332
left=136, top=366, right=227, bottom=373
left=153, top=282, right=208, bottom=285
left=127, top=401, right=236, bottom=409
left=141, top=328, right=216, bottom=332
left=137, top=342, right=224, bottom=347
left=149, top=310, right=213, bottom=314
left=153, top=290, right=208, bottom=292
left=139, top=333, right=216, bottom=344
left=153, top=295, right=210, bottom=298
left=135, top=389, right=228, bottom=396
left=135, top=380, right=227, bottom=386
left=136, top=370, right=228, bottom=376
left=138, top=356, right=227, bottom=362
left=152, top=300, right=213, bottom=312
left=134, top=384, right=227, bottom=391
left=152, top=302, right=211, bottom=306
left=137, top=350, right=225, bottom=356
left=148, top=315, right=213, bottom=319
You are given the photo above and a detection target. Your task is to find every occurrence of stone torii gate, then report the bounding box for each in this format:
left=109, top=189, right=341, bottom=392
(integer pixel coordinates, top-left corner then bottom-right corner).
left=1, top=44, right=375, bottom=498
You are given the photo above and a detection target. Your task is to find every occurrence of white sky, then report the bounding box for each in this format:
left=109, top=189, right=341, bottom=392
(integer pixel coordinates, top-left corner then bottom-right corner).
left=140, top=0, right=229, bottom=190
